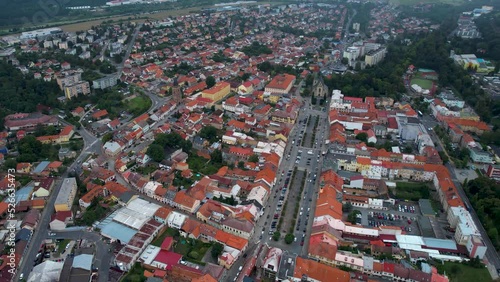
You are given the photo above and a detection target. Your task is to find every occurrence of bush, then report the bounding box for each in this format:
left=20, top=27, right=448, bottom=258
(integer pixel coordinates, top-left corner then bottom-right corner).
left=189, top=251, right=199, bottom=260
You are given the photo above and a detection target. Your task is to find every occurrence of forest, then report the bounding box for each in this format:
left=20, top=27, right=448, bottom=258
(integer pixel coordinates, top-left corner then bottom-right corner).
left=0, top=61, right=61, bottom=129
left=463, top=176, right=500, bottom=251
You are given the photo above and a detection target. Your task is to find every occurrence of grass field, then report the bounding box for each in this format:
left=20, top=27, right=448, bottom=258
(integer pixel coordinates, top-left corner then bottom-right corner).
left=435, top=262, right=492, bottom=282
left=410, top=78, right=434, bottom=89
left=126, top=95, right=152, bottom=117
left=151, top=227, right=179, bottom=247
left=59, top=15, right=148, bottom=32
left=395, top=181, right=431, bottom=201
left=173, top=238, right=212, bottom=264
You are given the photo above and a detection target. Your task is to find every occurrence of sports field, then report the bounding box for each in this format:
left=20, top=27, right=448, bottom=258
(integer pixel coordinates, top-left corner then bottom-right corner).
left=410, top=78, right=433, bottom=89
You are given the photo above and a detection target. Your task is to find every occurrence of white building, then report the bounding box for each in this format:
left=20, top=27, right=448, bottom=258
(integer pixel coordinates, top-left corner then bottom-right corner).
left=166, top=211, right=187, bottom=229
left=20, top=27, right=63, bottom=40
left=447, top=206, right=480, bottom=245
left=466, top=235, right=487, bottom=259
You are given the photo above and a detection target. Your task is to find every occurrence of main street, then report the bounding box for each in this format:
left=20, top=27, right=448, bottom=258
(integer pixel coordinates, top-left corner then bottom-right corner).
left=226, top=96, right=330, bottom=281
left=15, top=124, right=106, bottom=281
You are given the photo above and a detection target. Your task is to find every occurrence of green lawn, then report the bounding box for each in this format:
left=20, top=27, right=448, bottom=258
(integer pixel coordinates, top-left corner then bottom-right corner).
left=173, top=238, right=212, bottom=264
left=436, top=262, right=492, bottom=282
left=410, top=78, right=434, bottom=89
left=151, top=227, right=179, bottom=247
left=56, top=239, right=71, bottom=255
left=395, top=182, right=431, bottom=201
left=126, top=95, right=152, bottom=117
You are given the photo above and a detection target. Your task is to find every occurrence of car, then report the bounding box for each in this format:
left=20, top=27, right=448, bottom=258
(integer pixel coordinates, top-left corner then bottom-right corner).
left=239, top=266, right=243, bottom=271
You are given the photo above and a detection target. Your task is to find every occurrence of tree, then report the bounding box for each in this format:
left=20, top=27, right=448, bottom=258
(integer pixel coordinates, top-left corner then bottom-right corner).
left=210, top=149, right=223, bottom=165
left=211, top=242, right=224, bottom=258
left=206, top=76, right=216, bottom=88
left=403, top=145, right=413, bottom=154
left=146, top=144, right=165, bottom=162
left=347, top=210, right=361, bottom=224
left=199, top=125, right=218, bottom=143
left=284, top=233, right=295, bottom=244
left=248, top=154, right=259, bottom=163
left=355, top=132, right=368, bottom=143
left=342, top=203, right=353, bottom=213
left=272, top=231, right=280, bottom=241
left=101, top=132, right=113, bottom=143
left=237, top=161, right=245, bottom=169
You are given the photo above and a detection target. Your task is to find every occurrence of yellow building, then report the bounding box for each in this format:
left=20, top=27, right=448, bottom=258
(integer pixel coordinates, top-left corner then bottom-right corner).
left=201, top=81, right=231, bottom=103
left=54, top=177, right=77, bottom=212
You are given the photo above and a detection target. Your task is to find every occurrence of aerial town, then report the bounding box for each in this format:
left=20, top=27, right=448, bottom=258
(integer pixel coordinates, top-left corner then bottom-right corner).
left=0, top=1, right=499, bottom=282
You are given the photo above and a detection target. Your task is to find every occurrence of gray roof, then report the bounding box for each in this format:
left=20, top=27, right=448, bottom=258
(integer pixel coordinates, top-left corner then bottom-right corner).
left=28, top=261, right=64, bottom=282
left=100, top=221, right=137, bottom=244
left=422, top=237, right=457, bottom=251
left=55, top=178, right=77, bottom=206
left=72, top=254, right=93, bottom=271
left=418, top=199, right=435, bottom=217
left=33, top=161, right=51, bottom=173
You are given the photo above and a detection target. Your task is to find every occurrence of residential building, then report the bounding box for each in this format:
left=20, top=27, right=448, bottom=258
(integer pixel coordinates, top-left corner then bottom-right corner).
left=365, top=47, right=386, bottom=66
left=54, top=177, right=77, bottom=212
left=56, top=73, right=82, bottom=90
left=93, top=76, right=118, bottom=90
left=466, top=235, right=487, bottom=259
left=468, top=147, right=493, bottom=163
left=262, top=247, right=282, bottom=281
left=201, top=82, right=231, bottom=103
left=486, top=164, right=500, bottom=181
left=447, top=206, right=480, bottom=245
left=64, top=81, right=91, bottom=99
left=265, top=74, right=296, bottom=94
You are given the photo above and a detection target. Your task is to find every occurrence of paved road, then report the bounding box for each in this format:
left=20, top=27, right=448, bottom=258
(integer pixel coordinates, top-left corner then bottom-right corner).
left=116, top=24, right=142, bottom=77
left=16, top=120, right=103, bottom=281
left=224, top=95, right=331, bottom=281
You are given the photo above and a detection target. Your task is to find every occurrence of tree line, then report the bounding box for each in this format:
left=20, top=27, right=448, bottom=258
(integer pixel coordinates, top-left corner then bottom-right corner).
left=463, top=176, right=500, bottom=251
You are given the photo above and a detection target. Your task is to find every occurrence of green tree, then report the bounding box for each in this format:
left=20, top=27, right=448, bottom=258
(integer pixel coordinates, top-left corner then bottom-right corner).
left=199, top=125, right=218, bottom=143
left=101, top=132, right=113, bottom=143
left=210, top=149, right=223, bottom=165
left=347, top=210, right=361, bottom=224
left=237, top=161, right=245, bottom=169
left=272, top=231, right=280, bottom=241
left=342, top=203, right=353, bottom=213
left=146, top=144, right=165, bottom=162
left=355, top=132, right=368, bottom=143
left=284, top=233, right=295, bottom=244
left=206, top=76, right=216, bottom=88
left=211, top=242, right=224, bottom=258
left=248, top=154, right=259, bottom=163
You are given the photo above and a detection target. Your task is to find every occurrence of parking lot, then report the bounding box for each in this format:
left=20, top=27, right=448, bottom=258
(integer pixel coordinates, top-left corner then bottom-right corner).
left=355, top=202, right=423, bottom=236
